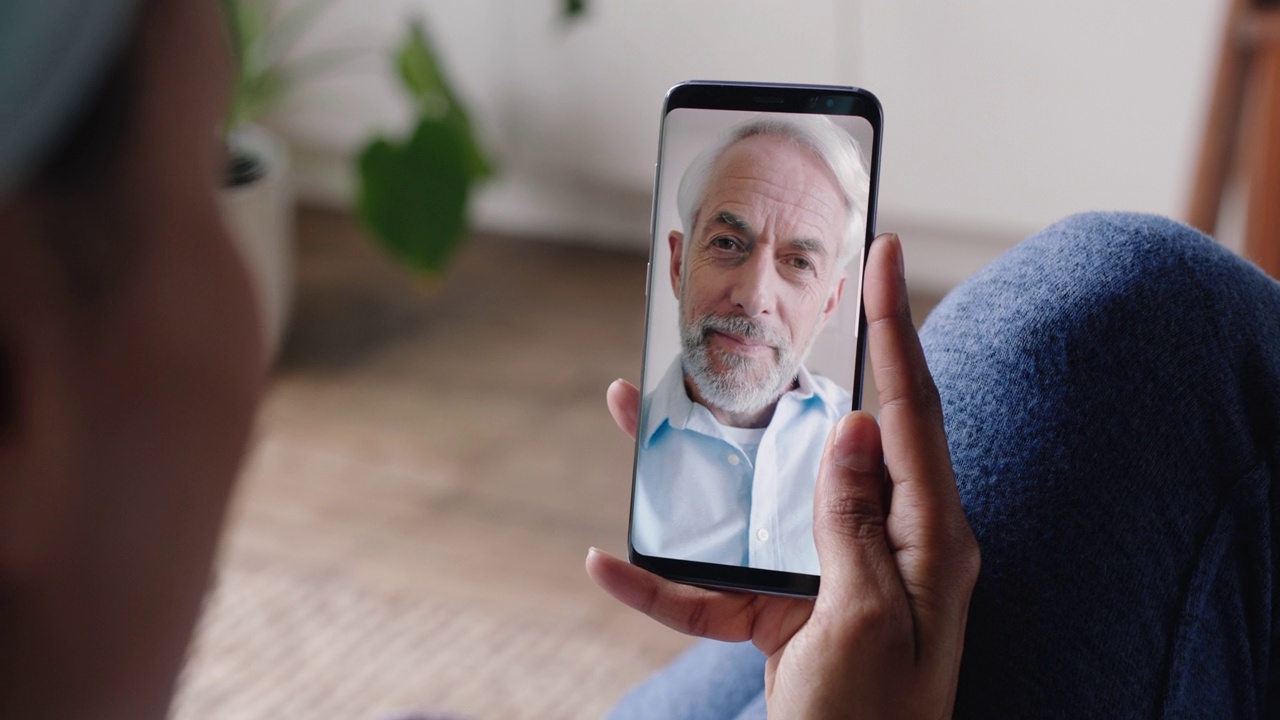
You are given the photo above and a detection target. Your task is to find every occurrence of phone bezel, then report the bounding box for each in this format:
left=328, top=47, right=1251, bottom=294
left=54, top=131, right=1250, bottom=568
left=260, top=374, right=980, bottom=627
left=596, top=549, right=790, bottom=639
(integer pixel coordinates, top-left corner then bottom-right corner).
left=626, top=80, right=884, bottom=598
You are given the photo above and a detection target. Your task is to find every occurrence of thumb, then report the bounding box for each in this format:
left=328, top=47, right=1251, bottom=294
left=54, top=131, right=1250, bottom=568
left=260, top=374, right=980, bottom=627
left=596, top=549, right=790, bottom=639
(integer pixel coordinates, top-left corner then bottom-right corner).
left=812, top=412, right=899, bottom=605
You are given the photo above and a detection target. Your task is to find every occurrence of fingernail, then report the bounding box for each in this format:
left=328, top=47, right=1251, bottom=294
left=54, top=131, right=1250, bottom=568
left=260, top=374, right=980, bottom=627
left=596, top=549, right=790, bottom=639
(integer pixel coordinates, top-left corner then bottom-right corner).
left=833, top=414, right=860, bottom=464
left=834, top=414, right=878, bottom=473
left=889, top=234, right=905, bottom=280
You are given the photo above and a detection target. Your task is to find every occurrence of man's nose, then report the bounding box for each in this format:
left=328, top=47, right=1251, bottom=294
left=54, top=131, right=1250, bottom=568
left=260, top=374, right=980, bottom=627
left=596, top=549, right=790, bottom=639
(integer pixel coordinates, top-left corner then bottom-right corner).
left=729, top=253, right=777, bottom=317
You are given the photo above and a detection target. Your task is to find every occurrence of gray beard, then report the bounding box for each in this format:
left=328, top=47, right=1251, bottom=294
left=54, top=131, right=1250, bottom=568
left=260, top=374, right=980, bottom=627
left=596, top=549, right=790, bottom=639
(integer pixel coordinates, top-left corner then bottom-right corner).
left=680, top=313, right=802, bottom=417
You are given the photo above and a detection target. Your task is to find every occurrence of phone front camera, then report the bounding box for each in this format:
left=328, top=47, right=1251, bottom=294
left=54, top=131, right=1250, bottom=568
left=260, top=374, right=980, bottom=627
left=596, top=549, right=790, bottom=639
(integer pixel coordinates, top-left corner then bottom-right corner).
left=825, top=98, right=835, bottom=108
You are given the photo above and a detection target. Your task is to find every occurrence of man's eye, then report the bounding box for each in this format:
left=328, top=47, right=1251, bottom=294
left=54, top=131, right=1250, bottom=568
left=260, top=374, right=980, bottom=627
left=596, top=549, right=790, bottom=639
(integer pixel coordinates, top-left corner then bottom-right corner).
left=710, top=236, right=741, bottom=252
left=787, top=256, right=815, bottom=272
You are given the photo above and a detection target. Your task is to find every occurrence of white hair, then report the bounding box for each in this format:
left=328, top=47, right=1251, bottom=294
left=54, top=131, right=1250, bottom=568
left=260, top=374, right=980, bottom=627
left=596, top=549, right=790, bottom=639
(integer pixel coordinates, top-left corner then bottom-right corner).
left=675, top=114, right=870, bottom=272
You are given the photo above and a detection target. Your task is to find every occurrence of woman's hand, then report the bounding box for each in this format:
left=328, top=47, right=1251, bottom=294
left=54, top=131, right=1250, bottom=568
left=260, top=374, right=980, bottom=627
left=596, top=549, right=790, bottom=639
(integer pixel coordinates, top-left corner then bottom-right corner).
left=587, top=233, right=980, bottom=719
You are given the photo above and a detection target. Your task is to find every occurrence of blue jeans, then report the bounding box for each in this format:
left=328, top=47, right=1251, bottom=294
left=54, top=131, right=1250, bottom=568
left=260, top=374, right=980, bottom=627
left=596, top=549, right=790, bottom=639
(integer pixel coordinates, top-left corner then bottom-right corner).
left=607, top=213, right=1280, bottom=719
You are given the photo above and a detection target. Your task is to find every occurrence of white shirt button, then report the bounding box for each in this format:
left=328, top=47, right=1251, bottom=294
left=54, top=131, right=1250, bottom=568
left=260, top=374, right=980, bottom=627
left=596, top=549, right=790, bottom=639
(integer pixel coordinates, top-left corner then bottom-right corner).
left=727, top=454, right=740, bottom=466
left=756, top=528, right=769, bottom=542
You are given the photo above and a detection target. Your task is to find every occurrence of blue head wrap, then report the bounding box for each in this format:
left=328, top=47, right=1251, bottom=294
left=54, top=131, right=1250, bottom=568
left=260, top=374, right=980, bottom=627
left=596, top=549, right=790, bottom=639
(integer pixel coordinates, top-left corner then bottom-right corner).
left=0, top=0, right=139, bottom=197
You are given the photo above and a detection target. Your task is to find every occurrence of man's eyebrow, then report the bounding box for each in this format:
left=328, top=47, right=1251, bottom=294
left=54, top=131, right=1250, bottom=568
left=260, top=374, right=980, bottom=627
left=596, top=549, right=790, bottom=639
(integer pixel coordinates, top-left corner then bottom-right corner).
left=707, top=212, right=831, bottom=257
left=710, top=211, right=753, bottom=237
left=788, top=238, right=829, bottom=257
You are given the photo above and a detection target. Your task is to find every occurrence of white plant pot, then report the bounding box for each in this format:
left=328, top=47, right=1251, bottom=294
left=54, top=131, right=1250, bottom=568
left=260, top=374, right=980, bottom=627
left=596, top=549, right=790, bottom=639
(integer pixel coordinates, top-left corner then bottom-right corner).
left=219, top=123, right=295, bottom=361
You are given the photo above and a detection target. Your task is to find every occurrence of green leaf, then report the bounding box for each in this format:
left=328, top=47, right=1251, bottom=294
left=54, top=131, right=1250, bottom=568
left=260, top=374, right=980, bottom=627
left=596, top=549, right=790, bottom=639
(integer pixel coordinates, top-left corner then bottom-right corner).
left=395, top=20, right=493, bottom=181
left=255, top=0, right=342, bottom=73
left=228, top=67, right=288, bottom=130
left=220, top=0, right=270, bottom=133
left=219, top=0, right=247, bottom=75
left=396, top=21, right=447, bottom=109
left=355, top=118, right=473, bottom=276
left=231, top=0, right=270, bottom=74
left=220, top=0, right=353, bottom=134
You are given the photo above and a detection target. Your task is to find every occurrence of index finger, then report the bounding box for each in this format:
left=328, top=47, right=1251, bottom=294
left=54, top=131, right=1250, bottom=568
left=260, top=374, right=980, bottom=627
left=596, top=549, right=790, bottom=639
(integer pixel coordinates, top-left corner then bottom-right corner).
left=584, top=547, right=811, bottom=654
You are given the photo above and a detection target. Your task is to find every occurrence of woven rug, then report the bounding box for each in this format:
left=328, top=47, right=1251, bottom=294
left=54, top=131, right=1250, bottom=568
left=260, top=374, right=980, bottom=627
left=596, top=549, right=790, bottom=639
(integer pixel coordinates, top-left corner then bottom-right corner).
left=172, top=558, right=663, bottom=720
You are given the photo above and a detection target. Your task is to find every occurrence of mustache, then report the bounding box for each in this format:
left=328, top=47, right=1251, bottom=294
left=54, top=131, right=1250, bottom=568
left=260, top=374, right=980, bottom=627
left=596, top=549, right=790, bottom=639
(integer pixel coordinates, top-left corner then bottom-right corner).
left=694, top=314, right=787, bottom=350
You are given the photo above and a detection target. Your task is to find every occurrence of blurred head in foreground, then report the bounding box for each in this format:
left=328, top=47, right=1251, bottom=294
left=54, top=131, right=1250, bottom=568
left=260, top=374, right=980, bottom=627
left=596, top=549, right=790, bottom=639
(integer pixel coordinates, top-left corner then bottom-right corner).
left=0, top=1, right=264, bottom=716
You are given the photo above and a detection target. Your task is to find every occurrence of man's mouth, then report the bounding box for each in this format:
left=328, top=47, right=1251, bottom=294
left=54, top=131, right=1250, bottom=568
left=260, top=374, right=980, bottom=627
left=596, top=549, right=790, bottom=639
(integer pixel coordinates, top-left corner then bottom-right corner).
left=708, top=330, right=772, bottom=355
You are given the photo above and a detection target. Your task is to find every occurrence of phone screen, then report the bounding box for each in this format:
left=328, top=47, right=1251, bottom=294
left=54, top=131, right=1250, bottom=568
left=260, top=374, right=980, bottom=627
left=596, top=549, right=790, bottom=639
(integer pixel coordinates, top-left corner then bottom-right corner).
left=628, top=82, right=882, bottom=596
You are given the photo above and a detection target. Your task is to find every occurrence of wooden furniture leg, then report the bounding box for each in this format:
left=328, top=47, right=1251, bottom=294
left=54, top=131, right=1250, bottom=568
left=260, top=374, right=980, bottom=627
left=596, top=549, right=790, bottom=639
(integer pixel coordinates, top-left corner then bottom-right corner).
left=1245, top=9, right=1280, bottom=277
left=1189, top=0, right=1248, bottom=234
left=1187, top=0, right=1280, bottom=279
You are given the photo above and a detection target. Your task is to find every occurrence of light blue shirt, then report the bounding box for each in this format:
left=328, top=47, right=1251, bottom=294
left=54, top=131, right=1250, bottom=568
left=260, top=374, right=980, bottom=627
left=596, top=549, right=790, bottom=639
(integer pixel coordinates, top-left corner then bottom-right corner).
left=632, top=357, right=853, bottom=575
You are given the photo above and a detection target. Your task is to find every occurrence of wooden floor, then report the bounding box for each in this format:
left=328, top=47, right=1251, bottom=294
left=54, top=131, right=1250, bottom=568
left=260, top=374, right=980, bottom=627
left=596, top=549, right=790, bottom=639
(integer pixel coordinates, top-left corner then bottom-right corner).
left=172, top=206, right=936, bottom=720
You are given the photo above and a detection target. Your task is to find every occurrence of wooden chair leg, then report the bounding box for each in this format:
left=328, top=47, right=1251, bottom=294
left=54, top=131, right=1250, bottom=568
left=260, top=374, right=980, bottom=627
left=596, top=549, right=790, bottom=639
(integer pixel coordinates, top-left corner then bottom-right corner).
left=1188, top=0, right=1249, bottom=234
left=1244, top=11, right=1280, bottom=278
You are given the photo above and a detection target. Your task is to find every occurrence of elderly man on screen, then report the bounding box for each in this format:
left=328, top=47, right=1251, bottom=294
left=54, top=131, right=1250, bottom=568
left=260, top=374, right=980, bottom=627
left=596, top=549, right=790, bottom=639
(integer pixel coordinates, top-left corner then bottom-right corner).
left=632, top=115, right=871, bottom=575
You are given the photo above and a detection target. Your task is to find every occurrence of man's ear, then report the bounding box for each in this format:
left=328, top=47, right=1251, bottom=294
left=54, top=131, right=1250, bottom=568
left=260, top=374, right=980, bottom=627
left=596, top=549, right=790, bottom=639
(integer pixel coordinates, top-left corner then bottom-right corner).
left=668, top=230, right=684, bottom=298
left=814, top=272, right=847, bottom=334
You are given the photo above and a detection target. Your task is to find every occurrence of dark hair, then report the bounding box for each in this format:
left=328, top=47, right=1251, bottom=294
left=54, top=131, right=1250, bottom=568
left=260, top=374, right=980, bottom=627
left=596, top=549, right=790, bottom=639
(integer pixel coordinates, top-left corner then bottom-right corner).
left=26, top=29, right=144, bottom=310
left=1, top=6, right=149, bottom=435
left=32, top=35, right=139, bottom=193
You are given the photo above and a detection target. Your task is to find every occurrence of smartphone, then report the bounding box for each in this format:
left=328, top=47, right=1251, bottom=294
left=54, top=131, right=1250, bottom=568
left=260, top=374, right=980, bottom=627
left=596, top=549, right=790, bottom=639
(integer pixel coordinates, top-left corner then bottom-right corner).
left=627, top=81, right=883, bottom=597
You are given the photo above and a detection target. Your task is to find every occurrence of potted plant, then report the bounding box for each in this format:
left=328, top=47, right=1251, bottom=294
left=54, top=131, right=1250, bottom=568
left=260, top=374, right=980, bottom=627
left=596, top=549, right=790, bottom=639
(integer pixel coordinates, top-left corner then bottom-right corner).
left=218, top=0, right=315, bottom=358
left=217, top=0, right=587, bottom=352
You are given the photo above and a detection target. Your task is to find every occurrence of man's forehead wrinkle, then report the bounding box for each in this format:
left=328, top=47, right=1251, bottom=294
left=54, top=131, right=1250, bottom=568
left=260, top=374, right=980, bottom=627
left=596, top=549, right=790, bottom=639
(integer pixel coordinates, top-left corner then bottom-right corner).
left=710, top=133, right=849, bottom=212
left=701, top=185, right=842, bottom=255
left=711, top=170, right=846, bottom=221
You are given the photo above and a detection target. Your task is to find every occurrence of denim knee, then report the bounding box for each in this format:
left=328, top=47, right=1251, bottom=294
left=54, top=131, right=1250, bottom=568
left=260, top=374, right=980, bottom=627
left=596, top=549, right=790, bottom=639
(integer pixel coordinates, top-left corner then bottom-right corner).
left=924, top=212, right=1234, bottom=351
left=921, top=210, right=1278, bottom=482
left=919, top=214, right=1280, bottom=718
left=1016, top=211, right=1257, bottom=315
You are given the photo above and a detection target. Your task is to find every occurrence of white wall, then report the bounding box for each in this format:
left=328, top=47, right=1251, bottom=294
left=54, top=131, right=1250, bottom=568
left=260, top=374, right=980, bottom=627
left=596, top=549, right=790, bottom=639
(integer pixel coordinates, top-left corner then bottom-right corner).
left=862, top=0, right=1226, bottom=288
left=271, top=0, right=1226, bottom=292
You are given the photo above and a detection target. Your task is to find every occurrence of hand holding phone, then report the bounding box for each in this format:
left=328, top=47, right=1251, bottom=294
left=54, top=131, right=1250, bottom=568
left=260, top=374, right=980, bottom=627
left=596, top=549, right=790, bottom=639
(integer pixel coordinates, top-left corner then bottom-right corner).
left=589, top=233, right=980, bottom=720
